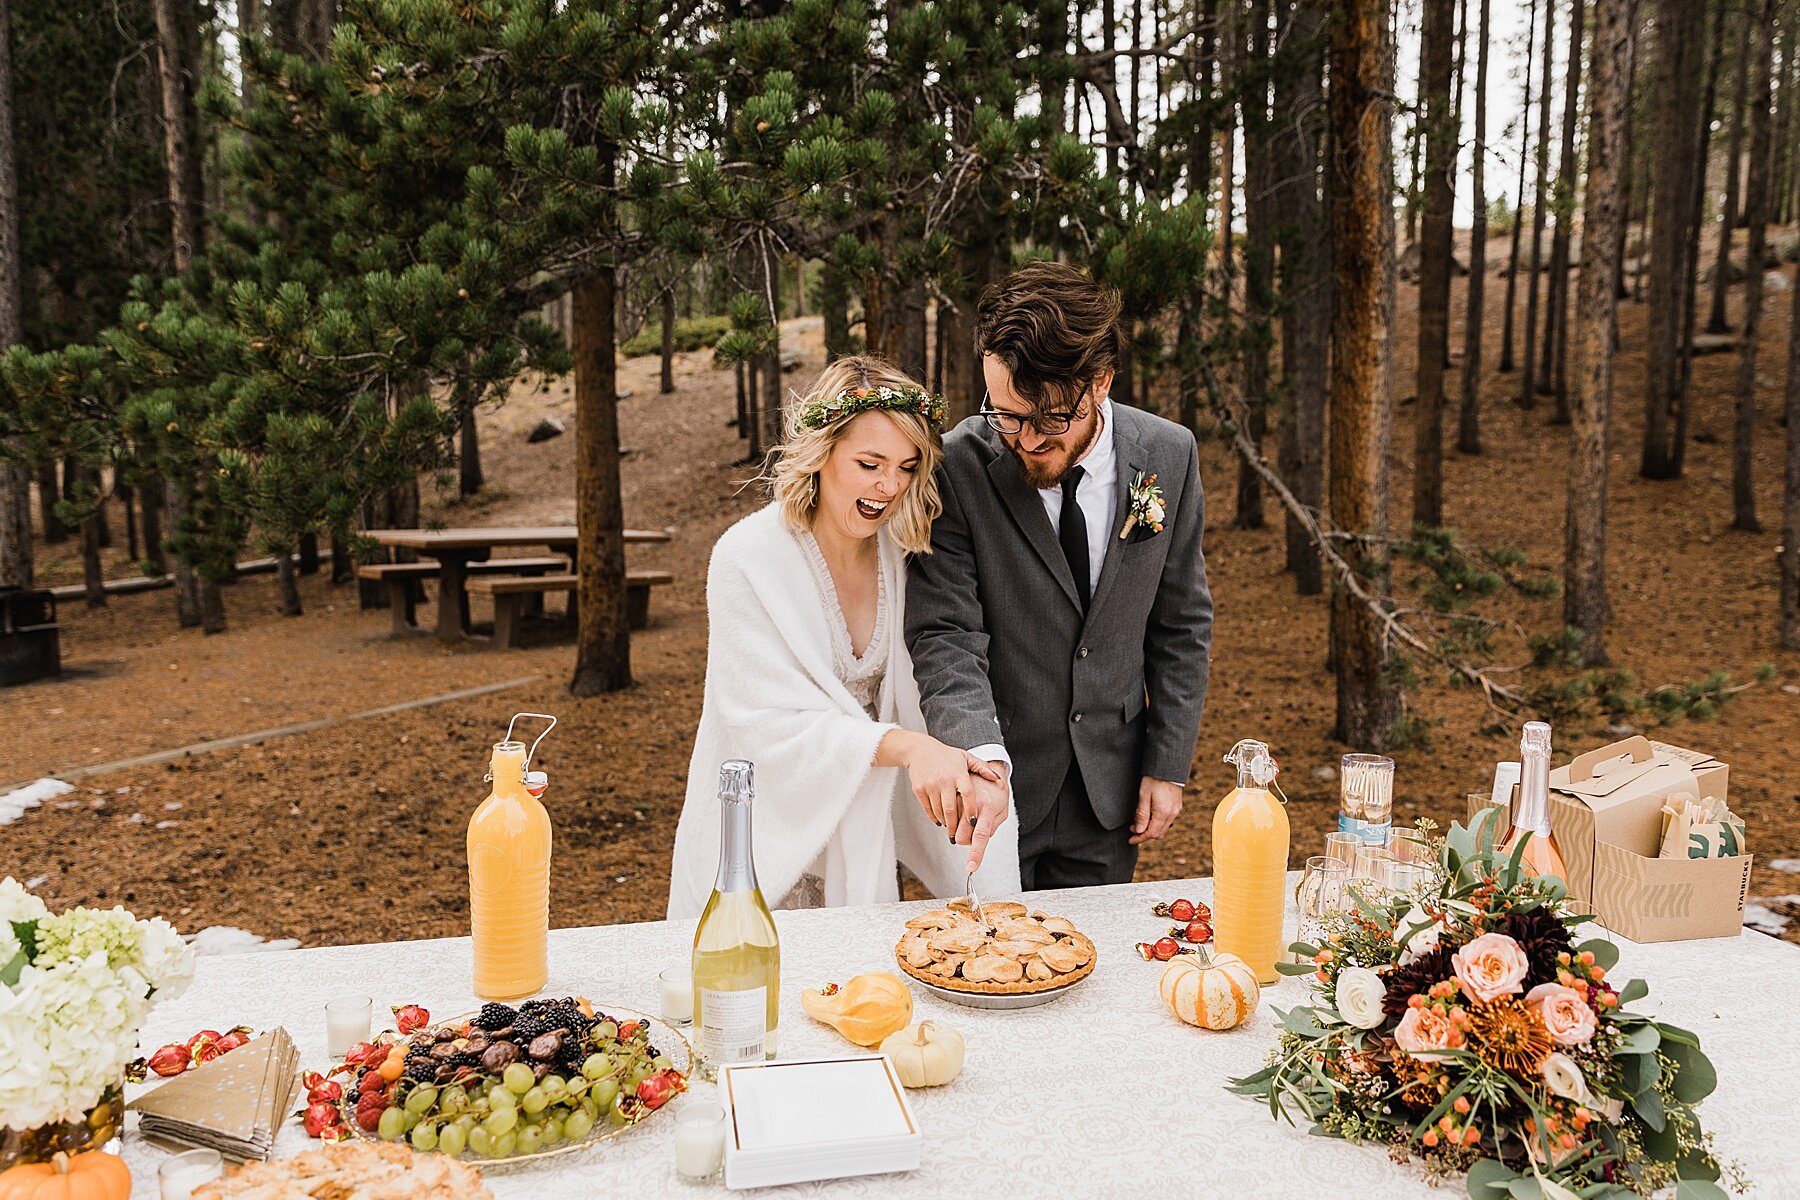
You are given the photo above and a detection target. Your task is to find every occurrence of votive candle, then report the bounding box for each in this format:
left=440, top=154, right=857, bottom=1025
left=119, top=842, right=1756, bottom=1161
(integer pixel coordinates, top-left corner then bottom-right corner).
left=674, top=1101, right=726, bottom=1183
left=158, top=1148, right=223, bottom=1200
left=325, top=994, right=373, bottom=1060
left=660, top=966, right=694, bottom=1026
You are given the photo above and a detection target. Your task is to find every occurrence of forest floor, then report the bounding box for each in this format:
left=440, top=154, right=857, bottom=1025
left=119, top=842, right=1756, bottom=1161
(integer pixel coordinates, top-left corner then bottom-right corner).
left=4, top=226, right=1799, bottom=950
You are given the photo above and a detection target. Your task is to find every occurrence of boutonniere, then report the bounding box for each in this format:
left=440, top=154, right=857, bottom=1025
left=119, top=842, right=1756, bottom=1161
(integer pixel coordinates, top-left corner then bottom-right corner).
left=1119, top=470, right=1166, bottom=540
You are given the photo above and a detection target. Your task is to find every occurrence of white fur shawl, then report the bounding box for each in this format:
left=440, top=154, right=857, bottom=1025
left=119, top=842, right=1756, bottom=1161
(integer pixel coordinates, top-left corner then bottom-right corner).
left=667, top=505, right=1020, bottom=919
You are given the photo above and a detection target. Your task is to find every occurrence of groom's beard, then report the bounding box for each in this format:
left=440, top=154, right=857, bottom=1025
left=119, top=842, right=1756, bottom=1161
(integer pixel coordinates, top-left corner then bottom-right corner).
left=1009, top=413, right=1101, bottom=490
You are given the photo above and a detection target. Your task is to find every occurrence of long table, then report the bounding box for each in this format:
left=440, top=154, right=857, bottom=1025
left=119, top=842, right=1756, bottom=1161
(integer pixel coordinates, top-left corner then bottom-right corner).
left=123, top=877, right=1800, bottom=1197
left=366, top=527, right=672, bottom=642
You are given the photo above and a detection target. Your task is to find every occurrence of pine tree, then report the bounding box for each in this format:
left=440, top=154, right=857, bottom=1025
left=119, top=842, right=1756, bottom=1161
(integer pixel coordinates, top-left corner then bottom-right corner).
left=0, top=0, right=29, bottom=590
left=1457, top=0, right=1491, bottom=455
left=1730, top=0, right=1777, bottom=534
left=1411, top=0, right=1457, bottom=528
left=1498, top=0, right=1539, bottom=374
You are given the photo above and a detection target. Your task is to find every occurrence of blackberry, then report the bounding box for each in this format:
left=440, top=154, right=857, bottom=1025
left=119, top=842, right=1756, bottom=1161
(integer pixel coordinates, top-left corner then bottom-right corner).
left=472, top=1003, right=516, bottom=1031
left=403, top=1057, right=438, bottom=1084
left=512, top=1013, right=553, bottom=1042
left=448, top=1050, right=485, bottom=1071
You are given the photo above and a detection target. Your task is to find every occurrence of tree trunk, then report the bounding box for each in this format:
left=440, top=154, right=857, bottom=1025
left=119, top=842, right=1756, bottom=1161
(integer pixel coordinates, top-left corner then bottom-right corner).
left=899, top=279, right=928, bottom=383
left=820, top=264, right=852, bottom=363
left=1544, top=0, right=1584, bottom=421
left=1520, top=0, right=1557, bottom=409
left=1412, top=0, right=1457, bottom=528
left=330, top=533, right=353, bottom=584
left=569, top=263, right=632, bottom=696
left=121, top=483, right=140, bottom=565
left=758, top=247, right=785, bottom=454
left=140, top=480, right=166, bottom=573
left=659, top=285, right=676, bottom=394
left=276, top=543, right=303, bottom=616
left=1565, top=0, right=1634, bottom=667
left=152, top=0, right=205, bottom=271
left=1458, top=0, right=1492, bottom=454
left=734, top=359, right=748, bottom=440
left=165, top=479, right=202, bottom=627
left=1731, top=0, right=1776, bottom=533
left=81, top=494, right=105, bottom=608
left=1775, top=15, right=1798, bottom=227
left=0, top=0, right=30, bottom=589
left=1785, top=249, right=1800, bottom=647
left=1237, top=0, right=1273, bottom=531
left=1706, top=11, right=1752, bottom=334
left=1673, top=0, right=1728, bottom=477
left=1642, top=0, right=1708, bottom=479
left=459, top=400, right=483, bottom=497
left=1276, top=0, right=1329, bottom=594
left=35, top=461, right=65, bottom=542
left=1329, top=0, right=1400, bottom=748
left=297, top=530, right=319, bottom=574
left=1498, top=0, right=1539, bottom=374
left=199, top=575, right=225, bottom=634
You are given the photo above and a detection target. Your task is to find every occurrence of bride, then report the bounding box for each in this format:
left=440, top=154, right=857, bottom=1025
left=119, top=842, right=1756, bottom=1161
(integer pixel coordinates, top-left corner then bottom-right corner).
left=667, top=357, right=1021, bottom=918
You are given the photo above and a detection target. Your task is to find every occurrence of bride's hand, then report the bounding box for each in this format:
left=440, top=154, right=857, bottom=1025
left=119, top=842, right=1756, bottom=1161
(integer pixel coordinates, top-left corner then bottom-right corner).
left=902, top=737, right=999, bottom=832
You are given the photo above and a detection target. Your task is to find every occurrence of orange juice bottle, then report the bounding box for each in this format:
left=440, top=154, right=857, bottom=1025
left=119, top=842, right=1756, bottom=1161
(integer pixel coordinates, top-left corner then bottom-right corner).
left=1211, top=739, right=1290, bottom=984
left=468, top=739, right=551, bottom=999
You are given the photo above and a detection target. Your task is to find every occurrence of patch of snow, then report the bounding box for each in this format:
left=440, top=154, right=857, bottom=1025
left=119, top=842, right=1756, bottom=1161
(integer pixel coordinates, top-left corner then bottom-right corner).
left=0, top=778, right=74, bottom=825
left=1744, top=898, right=1798, bottom=938
left=1769, top=859, right=1800, bottom=873
left=185, top=926, right=301, bottom=956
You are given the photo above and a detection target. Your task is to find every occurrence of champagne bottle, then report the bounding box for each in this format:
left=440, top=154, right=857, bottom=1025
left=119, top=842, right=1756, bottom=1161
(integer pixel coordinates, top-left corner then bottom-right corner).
left=691, top=760, right=780, bottom=1081
left=1503, top=721, right=1568, bottom=881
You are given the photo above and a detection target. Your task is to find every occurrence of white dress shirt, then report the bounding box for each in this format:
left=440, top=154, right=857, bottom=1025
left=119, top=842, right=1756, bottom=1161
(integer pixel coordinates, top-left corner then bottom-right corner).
left=968, top=399, right=1117, bottom=776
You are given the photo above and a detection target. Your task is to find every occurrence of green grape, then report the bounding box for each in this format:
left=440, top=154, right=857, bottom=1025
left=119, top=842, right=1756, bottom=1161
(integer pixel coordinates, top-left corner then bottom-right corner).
left=562, top=1109, right=595, bottom=1142
left=467, top=1125, right=494, bottom=1158
left=581, top=1096, right=600, bottom=1119
left=402, top=1111, right=422, bottom=1133
left=410, top=1122, right=438, bottom=1152
left=606, top=1099, right=630, bottom=1127
left=488, top=1087, right=516, bottom=1113
left=490, top=1130, right=517, bottom=1159
left=517, top=1125, right=544, bottom=1155
left=580, top=1054, right=608, bottom=1080
left=483, top=1106, right=518, bottom=1136
left=542, top=1075, right=568, bottom=1101
left=587, top=1078, right=618, bottom=1111
left=625, top=1062, right=652, bottom=1088
left=651, top=1056, right=672, bottom=1072
left=593, top=1020, right=619, bottom=1041
left=438, top=1122, right=468, bottom=1157
left=405, top=1086, right=438, bottom=1115
left=440, top=1086, right=468, bottom=1115
left=503, top=1063, right=535, bottom=1095
left=521, top=1086, right=548, bottom=1114
left=540, top=1115, right=564, bottom=1147
left=377, top=1106, right=407, bottom=1142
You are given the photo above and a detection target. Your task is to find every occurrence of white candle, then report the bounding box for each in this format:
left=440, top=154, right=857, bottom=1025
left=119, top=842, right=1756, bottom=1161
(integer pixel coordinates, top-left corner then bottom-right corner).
left=325, top=994, right=373, bottom=1060
left=673, top=1102, right=725, bottom=1181
left=158, top=1149, right=223, bottom=1200
left=659, top=967, right=693, bottom=1025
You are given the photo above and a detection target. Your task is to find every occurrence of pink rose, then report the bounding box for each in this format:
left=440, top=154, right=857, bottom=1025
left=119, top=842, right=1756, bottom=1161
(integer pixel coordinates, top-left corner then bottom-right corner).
left=1393, top=1006, right=1463, bottom=1062
left=1451, top=932, right=1530, bottom=1003
left=1526, top=982, right=1598, bottom=1046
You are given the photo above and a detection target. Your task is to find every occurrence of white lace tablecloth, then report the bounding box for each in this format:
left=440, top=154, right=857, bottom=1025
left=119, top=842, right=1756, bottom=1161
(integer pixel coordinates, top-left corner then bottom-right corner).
left=124, top=876, right=1799, bottom=1197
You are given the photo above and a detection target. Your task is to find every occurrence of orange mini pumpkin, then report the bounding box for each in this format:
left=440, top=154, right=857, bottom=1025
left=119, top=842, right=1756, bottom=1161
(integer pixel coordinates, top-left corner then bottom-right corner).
left=0, top=1151, right=132, bottom=1200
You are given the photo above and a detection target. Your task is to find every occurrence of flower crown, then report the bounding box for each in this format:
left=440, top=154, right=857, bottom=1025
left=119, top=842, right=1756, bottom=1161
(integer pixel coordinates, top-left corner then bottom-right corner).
left=798, top=384, right=947, bottom=431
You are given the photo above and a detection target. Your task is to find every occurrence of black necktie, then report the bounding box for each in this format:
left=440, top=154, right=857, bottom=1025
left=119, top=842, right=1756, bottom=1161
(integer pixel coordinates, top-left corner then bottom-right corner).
left=1059, top=465, right=1090, bottom=610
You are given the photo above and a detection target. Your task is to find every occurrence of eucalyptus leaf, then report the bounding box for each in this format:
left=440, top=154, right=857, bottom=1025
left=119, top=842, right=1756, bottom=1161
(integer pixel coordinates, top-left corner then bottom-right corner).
left=1276, top=960, right=1317, bottom=977
left=1634, top=1086, right=1666, bottom=1133
left=1576, top=938, right=1620, bottom=972
left=1656, top=1022, right=1701, bottom=1048
left=1616, top=978, right=1648, bottom=1007
left=1664, top=1039, right=1717, bottom=1103
left=1672, top=1182, right=1730, bottom=1200
left=1466, top=1158, right=1519, bottom=1200
left=1504, top=1178, right=1546, bottom=1200
left=1616, top=1024, right=1661, bottom=1056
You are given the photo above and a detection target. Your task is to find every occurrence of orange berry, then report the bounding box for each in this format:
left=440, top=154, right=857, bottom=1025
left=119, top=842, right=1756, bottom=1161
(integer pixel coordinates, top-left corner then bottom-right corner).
left=1422, top=1130, right=1440, bottom=1148
left=1600, top=992, right=1617, bottom=1007
left=1559, top=1134, right=1577, bottom=1150
left=1453, top=1096, right=1471, bottom=1114
left=1463, top=1127, right=1481, bottom=1147
left=377, top=1056, right=403, bottom=1083
left=1315, top=969, right=1329, bottom=984
left=1591, top=966, right=1606, bottom=982
left=1439, top=1116, right=1456, bottom=1134
left=1409, top=994, right=1426, bottom=1009
left=1579, top=951, right=1595, bottom=966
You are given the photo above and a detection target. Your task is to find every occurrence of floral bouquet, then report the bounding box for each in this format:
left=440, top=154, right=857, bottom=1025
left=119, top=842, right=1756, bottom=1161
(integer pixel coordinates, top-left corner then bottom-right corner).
left=1230, top=818, right=1735, bottom=1200
left=1, top=877, right=194, bottom=1136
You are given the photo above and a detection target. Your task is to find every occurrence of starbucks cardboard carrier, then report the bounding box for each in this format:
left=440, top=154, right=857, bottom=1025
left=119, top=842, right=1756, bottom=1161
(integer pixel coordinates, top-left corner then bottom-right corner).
left=1466, top=735, right=1752, bottom=943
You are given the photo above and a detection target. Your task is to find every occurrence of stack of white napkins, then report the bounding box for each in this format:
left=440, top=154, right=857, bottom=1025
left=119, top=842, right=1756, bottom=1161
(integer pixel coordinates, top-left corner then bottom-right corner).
left=130, top=1028, right=299, bottom=1161
left=720, top=1055, right=921, bottom=1189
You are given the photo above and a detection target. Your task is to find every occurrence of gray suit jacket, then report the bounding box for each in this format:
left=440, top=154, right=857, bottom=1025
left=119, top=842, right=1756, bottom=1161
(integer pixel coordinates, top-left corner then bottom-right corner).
left=904, top=404, right=1214, bottom=833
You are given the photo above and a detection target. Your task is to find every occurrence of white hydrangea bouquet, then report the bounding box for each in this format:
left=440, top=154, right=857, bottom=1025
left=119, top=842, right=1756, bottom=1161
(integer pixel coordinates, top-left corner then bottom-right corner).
left=1, top=877, right=194, bottom=1130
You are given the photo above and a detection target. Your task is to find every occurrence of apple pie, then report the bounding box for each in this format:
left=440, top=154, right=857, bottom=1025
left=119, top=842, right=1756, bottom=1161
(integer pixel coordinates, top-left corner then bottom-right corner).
left=194, top=1142, right=493, bottom=1200
left=894, top=898, right=1097, bottom=994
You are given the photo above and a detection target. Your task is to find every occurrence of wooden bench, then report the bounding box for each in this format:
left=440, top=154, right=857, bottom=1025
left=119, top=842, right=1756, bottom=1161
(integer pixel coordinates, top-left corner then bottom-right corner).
left=465, top=570, right=674, bottom=648
left=357, top=557, right=570, bottom=634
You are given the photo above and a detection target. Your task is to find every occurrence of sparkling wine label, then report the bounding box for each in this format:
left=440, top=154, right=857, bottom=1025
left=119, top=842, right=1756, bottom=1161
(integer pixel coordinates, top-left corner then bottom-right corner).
left=698, top=986, right=768, bottom=1065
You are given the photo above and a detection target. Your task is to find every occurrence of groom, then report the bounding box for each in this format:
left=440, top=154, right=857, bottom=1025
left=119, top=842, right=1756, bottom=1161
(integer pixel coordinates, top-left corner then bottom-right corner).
left=905, top=262, right=1213, bottom=889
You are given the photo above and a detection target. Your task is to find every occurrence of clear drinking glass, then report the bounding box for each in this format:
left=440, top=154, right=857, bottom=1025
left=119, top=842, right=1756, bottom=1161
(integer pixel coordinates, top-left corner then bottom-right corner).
left=1383, top=859, right=1433, bottom=899
left=1295, top=856, right=1350, bottom=946
left=1388, top=826, right=1429, bottom=865
left=1323, top=832, right=1360, bottom=870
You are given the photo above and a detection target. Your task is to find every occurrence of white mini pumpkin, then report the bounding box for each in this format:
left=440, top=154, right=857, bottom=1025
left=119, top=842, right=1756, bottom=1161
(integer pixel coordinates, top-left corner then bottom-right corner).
left=1159, top=949, right=1260, bottom=1030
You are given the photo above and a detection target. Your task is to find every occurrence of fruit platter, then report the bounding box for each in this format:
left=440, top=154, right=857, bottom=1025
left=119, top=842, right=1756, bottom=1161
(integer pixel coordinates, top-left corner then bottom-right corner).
left=328, top=997, right=689, bottom=1166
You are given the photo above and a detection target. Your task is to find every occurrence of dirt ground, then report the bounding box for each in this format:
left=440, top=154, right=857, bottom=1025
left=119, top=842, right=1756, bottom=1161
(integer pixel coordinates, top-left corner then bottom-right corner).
left=4, top=235, right=1798, bottom=949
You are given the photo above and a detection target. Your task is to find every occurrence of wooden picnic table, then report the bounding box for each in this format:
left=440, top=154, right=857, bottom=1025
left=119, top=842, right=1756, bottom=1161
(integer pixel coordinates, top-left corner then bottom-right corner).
left=366, top=527, right=673, bottom=642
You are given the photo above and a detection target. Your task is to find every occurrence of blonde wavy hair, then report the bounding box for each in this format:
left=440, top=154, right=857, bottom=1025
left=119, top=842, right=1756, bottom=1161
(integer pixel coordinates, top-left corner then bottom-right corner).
left=769, top=356, right=944, bottom=554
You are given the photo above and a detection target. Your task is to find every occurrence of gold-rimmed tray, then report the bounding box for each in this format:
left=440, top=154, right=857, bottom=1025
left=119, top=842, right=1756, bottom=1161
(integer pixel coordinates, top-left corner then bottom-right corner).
left=339, top=1002, right=690, bottom=1170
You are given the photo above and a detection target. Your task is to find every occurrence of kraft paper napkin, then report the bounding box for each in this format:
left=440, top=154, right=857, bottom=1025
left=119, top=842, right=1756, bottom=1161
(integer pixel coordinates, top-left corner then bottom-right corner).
left=131, top=1027, right=299, bottom=1160
left=1658, top=791, right=1748, bottom=860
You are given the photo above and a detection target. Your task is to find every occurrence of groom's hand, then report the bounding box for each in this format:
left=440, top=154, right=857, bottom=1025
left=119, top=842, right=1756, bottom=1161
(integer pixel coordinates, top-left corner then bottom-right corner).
left=1129, top=777, right=1184, bottom=845
left=958, top=763, right=1011, bottom=873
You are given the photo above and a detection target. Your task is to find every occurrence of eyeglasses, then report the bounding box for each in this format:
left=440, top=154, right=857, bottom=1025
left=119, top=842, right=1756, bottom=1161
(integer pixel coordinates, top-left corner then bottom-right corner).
left=979, top=390, right=1090, bottom=436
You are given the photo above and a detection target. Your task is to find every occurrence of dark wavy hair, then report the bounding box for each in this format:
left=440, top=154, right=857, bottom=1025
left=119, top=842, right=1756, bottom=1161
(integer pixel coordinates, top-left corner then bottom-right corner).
left=973, top=261, right=1126, bottom=411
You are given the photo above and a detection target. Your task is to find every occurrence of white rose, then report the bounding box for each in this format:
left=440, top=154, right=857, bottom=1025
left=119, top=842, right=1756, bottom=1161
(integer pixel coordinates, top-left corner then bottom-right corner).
left=1334, top=966, right=1388, bottom=1029
left=1396, top=905, right=1442, bottom=965
left=1146, top=499, right=1165, bottom=524
left=1541, top=1051, right=1598, bottom=1106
